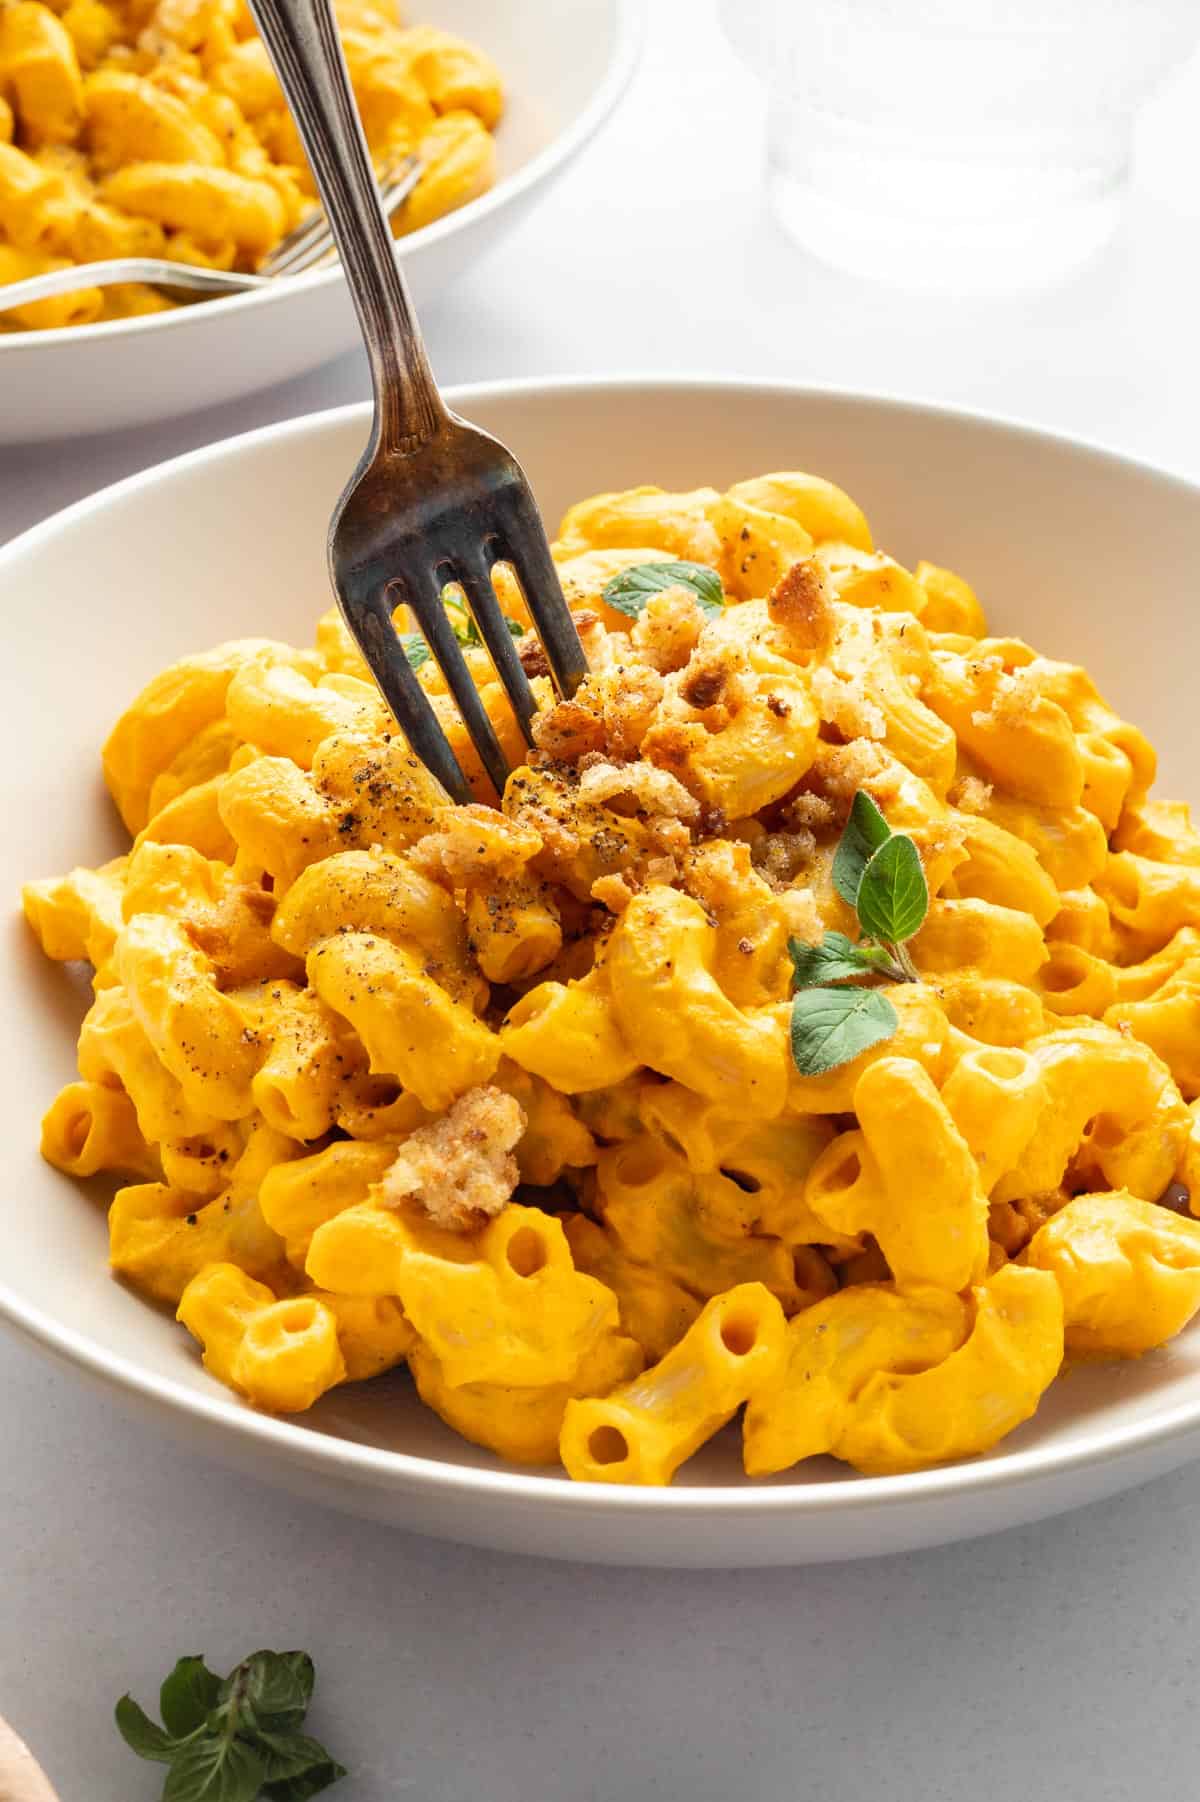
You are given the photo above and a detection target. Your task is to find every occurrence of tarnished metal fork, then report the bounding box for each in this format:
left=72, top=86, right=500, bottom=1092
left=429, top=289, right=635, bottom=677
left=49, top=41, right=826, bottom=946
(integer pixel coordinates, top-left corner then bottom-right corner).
left=248, top=0, right=588, bottom=804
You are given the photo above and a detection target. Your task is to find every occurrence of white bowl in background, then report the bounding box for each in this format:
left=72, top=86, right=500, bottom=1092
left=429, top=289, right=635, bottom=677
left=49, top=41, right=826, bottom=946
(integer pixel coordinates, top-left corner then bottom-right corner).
left=4, top=378, right=1200, bottom=1567
left=0, top=0, right=640, bottom=446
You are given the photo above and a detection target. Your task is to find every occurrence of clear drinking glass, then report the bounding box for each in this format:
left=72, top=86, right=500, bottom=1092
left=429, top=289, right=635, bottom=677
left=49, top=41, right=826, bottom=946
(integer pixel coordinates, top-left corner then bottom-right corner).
left=723, top=0, right=1200, bottom=292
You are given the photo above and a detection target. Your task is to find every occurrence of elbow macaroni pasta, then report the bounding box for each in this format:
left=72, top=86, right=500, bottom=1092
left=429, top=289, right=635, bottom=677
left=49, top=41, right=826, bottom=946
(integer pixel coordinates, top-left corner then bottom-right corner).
left=0, top=0, right=504, bottom=332
left=25, top=466, right=1200, bottom=1483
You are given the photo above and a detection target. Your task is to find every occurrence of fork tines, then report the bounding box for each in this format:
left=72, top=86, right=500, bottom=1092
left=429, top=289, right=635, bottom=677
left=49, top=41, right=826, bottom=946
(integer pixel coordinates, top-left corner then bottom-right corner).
left=339, top=492, right=587, bottom=806
left=262, top=153, right=420, bottom=277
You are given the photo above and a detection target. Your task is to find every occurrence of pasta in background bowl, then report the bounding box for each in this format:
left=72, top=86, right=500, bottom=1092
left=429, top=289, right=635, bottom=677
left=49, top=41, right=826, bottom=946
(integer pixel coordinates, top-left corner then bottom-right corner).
left=5, top=377, right=1200, bottom=1565
left=0, top=0, right=641, bottom=442
left=1, top=0, right=506, bottom=334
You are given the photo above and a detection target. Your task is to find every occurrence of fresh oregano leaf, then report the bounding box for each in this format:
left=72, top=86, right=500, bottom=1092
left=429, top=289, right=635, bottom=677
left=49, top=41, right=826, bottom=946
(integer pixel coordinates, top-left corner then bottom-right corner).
left=602, top=559, right=724, bottom=620
left=831, top=789, right=892, bottom=908
left=115, top=1696, right=181, bottom=1764
left=161, top=1731, right=266, bottom=1802
left=399, top=631, right=430, bottom=672
left=855, top=832, right=929, bottom=946
left=788, top=931, right=897, bottom=987
left=789, top=985, right=899, bottom=1076
left=437, top=583, right=525, bottom=648
left=161, top=1658, right=224, bottom=1741
left=262, top=1765, right=347, bottom=1802
left=229, top=1653, right=314, bottom=1732
left=440, top=586, right=478, bottom=646
left=257, top=1731, right=346, bottom=1798
left=255, top=1731, right=339, bottom=1782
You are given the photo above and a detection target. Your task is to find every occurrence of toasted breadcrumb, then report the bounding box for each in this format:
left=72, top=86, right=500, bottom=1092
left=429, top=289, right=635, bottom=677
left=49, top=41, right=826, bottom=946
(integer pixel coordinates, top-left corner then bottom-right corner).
left=752, top=830, right=816, bottom=888
left=591, top=871, right=638, bottom=913
left=531, top=697, right=608, bottom=762
left=811, top=738, right=889, bottom=800
left=949, top=774, right=994, bottom=814
left=503, top=770, right=589, bottom=873
left=779, top=886, right=825, bottom=945
left=410, top=805, right=543, bottom=886
left=578, top=759, right=700, bottom=822
left=516, top=634, right=551, bottom=680
left=767, top=557, right=835, bottom=658
left=810, top=667, right=886, bottom=741
left=597, top=665, right=666, bottom=759
left=532, top=665, right=665, bottom=765
left=782, top=792, right=836, bottom=832
left=677, top=641, right=749, bottom=718
left=969, top=663, right=1047, bottom=732
left=380, top=1086, right=526, bottom=1230
left=572, top=610, right=614, bottom=671
left=644, top=852, right=681, bottom=884
left=681, top=840, right=786, bottom=945
left=629, top=586, right=708, bottom=673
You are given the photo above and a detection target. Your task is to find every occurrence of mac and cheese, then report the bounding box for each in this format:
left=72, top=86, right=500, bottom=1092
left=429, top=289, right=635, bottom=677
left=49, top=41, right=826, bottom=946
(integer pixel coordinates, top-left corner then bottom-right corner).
left=0, top=0, right=502, bottom=331
left=25, top=465, right=1200, bottom=1485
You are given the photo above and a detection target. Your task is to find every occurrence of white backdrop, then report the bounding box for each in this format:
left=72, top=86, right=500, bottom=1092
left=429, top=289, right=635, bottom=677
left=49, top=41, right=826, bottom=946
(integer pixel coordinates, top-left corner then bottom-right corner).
left=4, top=3, right=1200, bottom=1796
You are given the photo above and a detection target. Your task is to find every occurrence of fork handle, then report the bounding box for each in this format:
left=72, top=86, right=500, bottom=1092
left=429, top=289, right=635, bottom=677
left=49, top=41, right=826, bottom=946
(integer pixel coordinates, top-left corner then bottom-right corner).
left=247, top=0, right=447, bottom=455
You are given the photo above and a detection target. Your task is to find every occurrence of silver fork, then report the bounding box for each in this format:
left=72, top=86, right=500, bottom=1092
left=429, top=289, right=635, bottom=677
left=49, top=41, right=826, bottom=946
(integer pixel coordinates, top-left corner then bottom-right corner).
left=0, top=155, right=420, bottom=315
left=247, top=0, right=587, bottom=803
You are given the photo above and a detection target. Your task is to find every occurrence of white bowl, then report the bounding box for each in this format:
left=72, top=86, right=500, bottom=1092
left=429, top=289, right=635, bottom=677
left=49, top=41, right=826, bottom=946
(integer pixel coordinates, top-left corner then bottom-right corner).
left=0, top=0, right=640, bottom=446
left=5, top=378, right=1200, bottom=1567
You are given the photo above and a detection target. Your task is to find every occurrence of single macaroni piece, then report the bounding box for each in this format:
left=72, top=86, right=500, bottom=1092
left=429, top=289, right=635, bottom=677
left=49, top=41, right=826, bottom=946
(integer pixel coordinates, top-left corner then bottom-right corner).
left=40, top=1077, right=160, bottom=1179
left=0, top=0, right=506, bottom=334
left=177, top=1265, right=345, bottom=1412
left=560, top=1284, right=787, bottom=1484
left=743, top=1285, right=968, bottom=1474
left=802, top=1056, right=989, bottom=1292
left=605, top=888, right=788, bottom=1116
left=499, top=967, right=640, bottom=1094
left=270, top=846, right=479, bottom=1005
left=744, top=1266, right=1063, bottom=1475
left=306, top=930, right=499, bottom=1112
left=115, top=911, right=260, bottom=1120
left=1025, top=1192, right=1200, bottom=1357
left=257, top=1137, right=400, bottom=1270
left=22, top=857, right=126, bottom=970
left=28, top=464, right=1200, bottom=1483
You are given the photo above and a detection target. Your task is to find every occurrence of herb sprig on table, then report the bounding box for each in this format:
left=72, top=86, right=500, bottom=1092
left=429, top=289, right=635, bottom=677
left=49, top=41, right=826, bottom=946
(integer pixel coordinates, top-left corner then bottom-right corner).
left=116, top=1650, right=345, bottom=1801
left=788, top=790, right=929, bottom=1077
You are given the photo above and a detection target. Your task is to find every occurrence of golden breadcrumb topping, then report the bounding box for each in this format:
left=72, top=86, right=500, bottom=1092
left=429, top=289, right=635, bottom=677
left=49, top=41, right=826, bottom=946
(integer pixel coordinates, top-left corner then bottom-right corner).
left=408, top=804, right=542, bottom=886
left=949, top=774, right=994, bottom=813
left=380, top=1086, right=526, bottom=1230
left=629, top=587, right=708, bottom=673
left=578, top=759, right=701, bottom=822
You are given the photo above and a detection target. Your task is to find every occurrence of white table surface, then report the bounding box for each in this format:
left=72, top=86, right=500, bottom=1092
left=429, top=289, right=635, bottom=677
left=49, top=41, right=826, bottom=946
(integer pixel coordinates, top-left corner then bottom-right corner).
left=6, top=3, right=1200, bottom=1797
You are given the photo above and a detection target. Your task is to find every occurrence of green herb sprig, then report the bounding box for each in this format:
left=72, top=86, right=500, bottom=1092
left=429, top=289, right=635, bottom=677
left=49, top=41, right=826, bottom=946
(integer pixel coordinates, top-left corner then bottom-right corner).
left=401, top=585, right=525, bottom=672
left=601, top=559, right=725, bottom=620
left=789, top=790, right=929, bottom=1076
left=116, top=1650, right=345, bottom=1802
